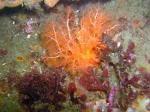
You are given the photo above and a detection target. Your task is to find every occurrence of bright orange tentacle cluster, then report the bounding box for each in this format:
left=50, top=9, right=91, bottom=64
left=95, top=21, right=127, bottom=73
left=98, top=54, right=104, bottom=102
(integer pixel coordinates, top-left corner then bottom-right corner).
left=41, top=7, right=115, bottom=73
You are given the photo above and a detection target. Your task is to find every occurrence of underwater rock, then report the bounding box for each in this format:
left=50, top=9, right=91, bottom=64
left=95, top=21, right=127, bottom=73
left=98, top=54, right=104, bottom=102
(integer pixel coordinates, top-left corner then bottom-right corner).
left=4, top=0, right=23, bottom=8
left=0, top=0, right=5, bottom=9
left=44, top=0, right=59, bottom=8
left=0, top=0, right=59, bottom=10
left=23, top=0, right=42, bottom=9
left=132, top=95, right=150, bottom=112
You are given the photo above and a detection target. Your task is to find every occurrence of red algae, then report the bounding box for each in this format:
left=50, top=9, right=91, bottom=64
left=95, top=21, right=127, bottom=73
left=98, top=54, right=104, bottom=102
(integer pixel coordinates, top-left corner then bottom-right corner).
left=108, top=86, right=117, bottom=112
left=16, top=68, right=67, bottom=111
left=79, top=94, right=87, bottom=102
left=68, top=82, right=77, bottom=93
left=0, top=48, right=8, bottom=57
left=138, top=68, right=150, bottom=98
left=40, top=6, right=117, bottom=73
left=79, top=71, right=108, bottom=91
left=123, top=41, right=136, bottom=65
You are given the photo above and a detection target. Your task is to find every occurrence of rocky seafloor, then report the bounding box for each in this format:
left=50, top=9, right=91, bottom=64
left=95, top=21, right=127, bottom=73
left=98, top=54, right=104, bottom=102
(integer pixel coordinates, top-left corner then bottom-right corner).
left=0, top=0, right=150, bottom=112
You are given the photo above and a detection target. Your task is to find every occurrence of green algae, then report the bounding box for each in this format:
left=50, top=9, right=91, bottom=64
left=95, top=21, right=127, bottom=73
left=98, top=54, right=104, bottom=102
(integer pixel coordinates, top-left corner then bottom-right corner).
left=0, top=90, right=21, bottom=112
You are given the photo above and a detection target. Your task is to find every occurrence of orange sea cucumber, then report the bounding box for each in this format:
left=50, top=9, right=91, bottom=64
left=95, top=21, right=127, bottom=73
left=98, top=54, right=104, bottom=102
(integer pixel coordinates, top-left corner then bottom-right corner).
left=41, top=6, right=117, bottom=73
